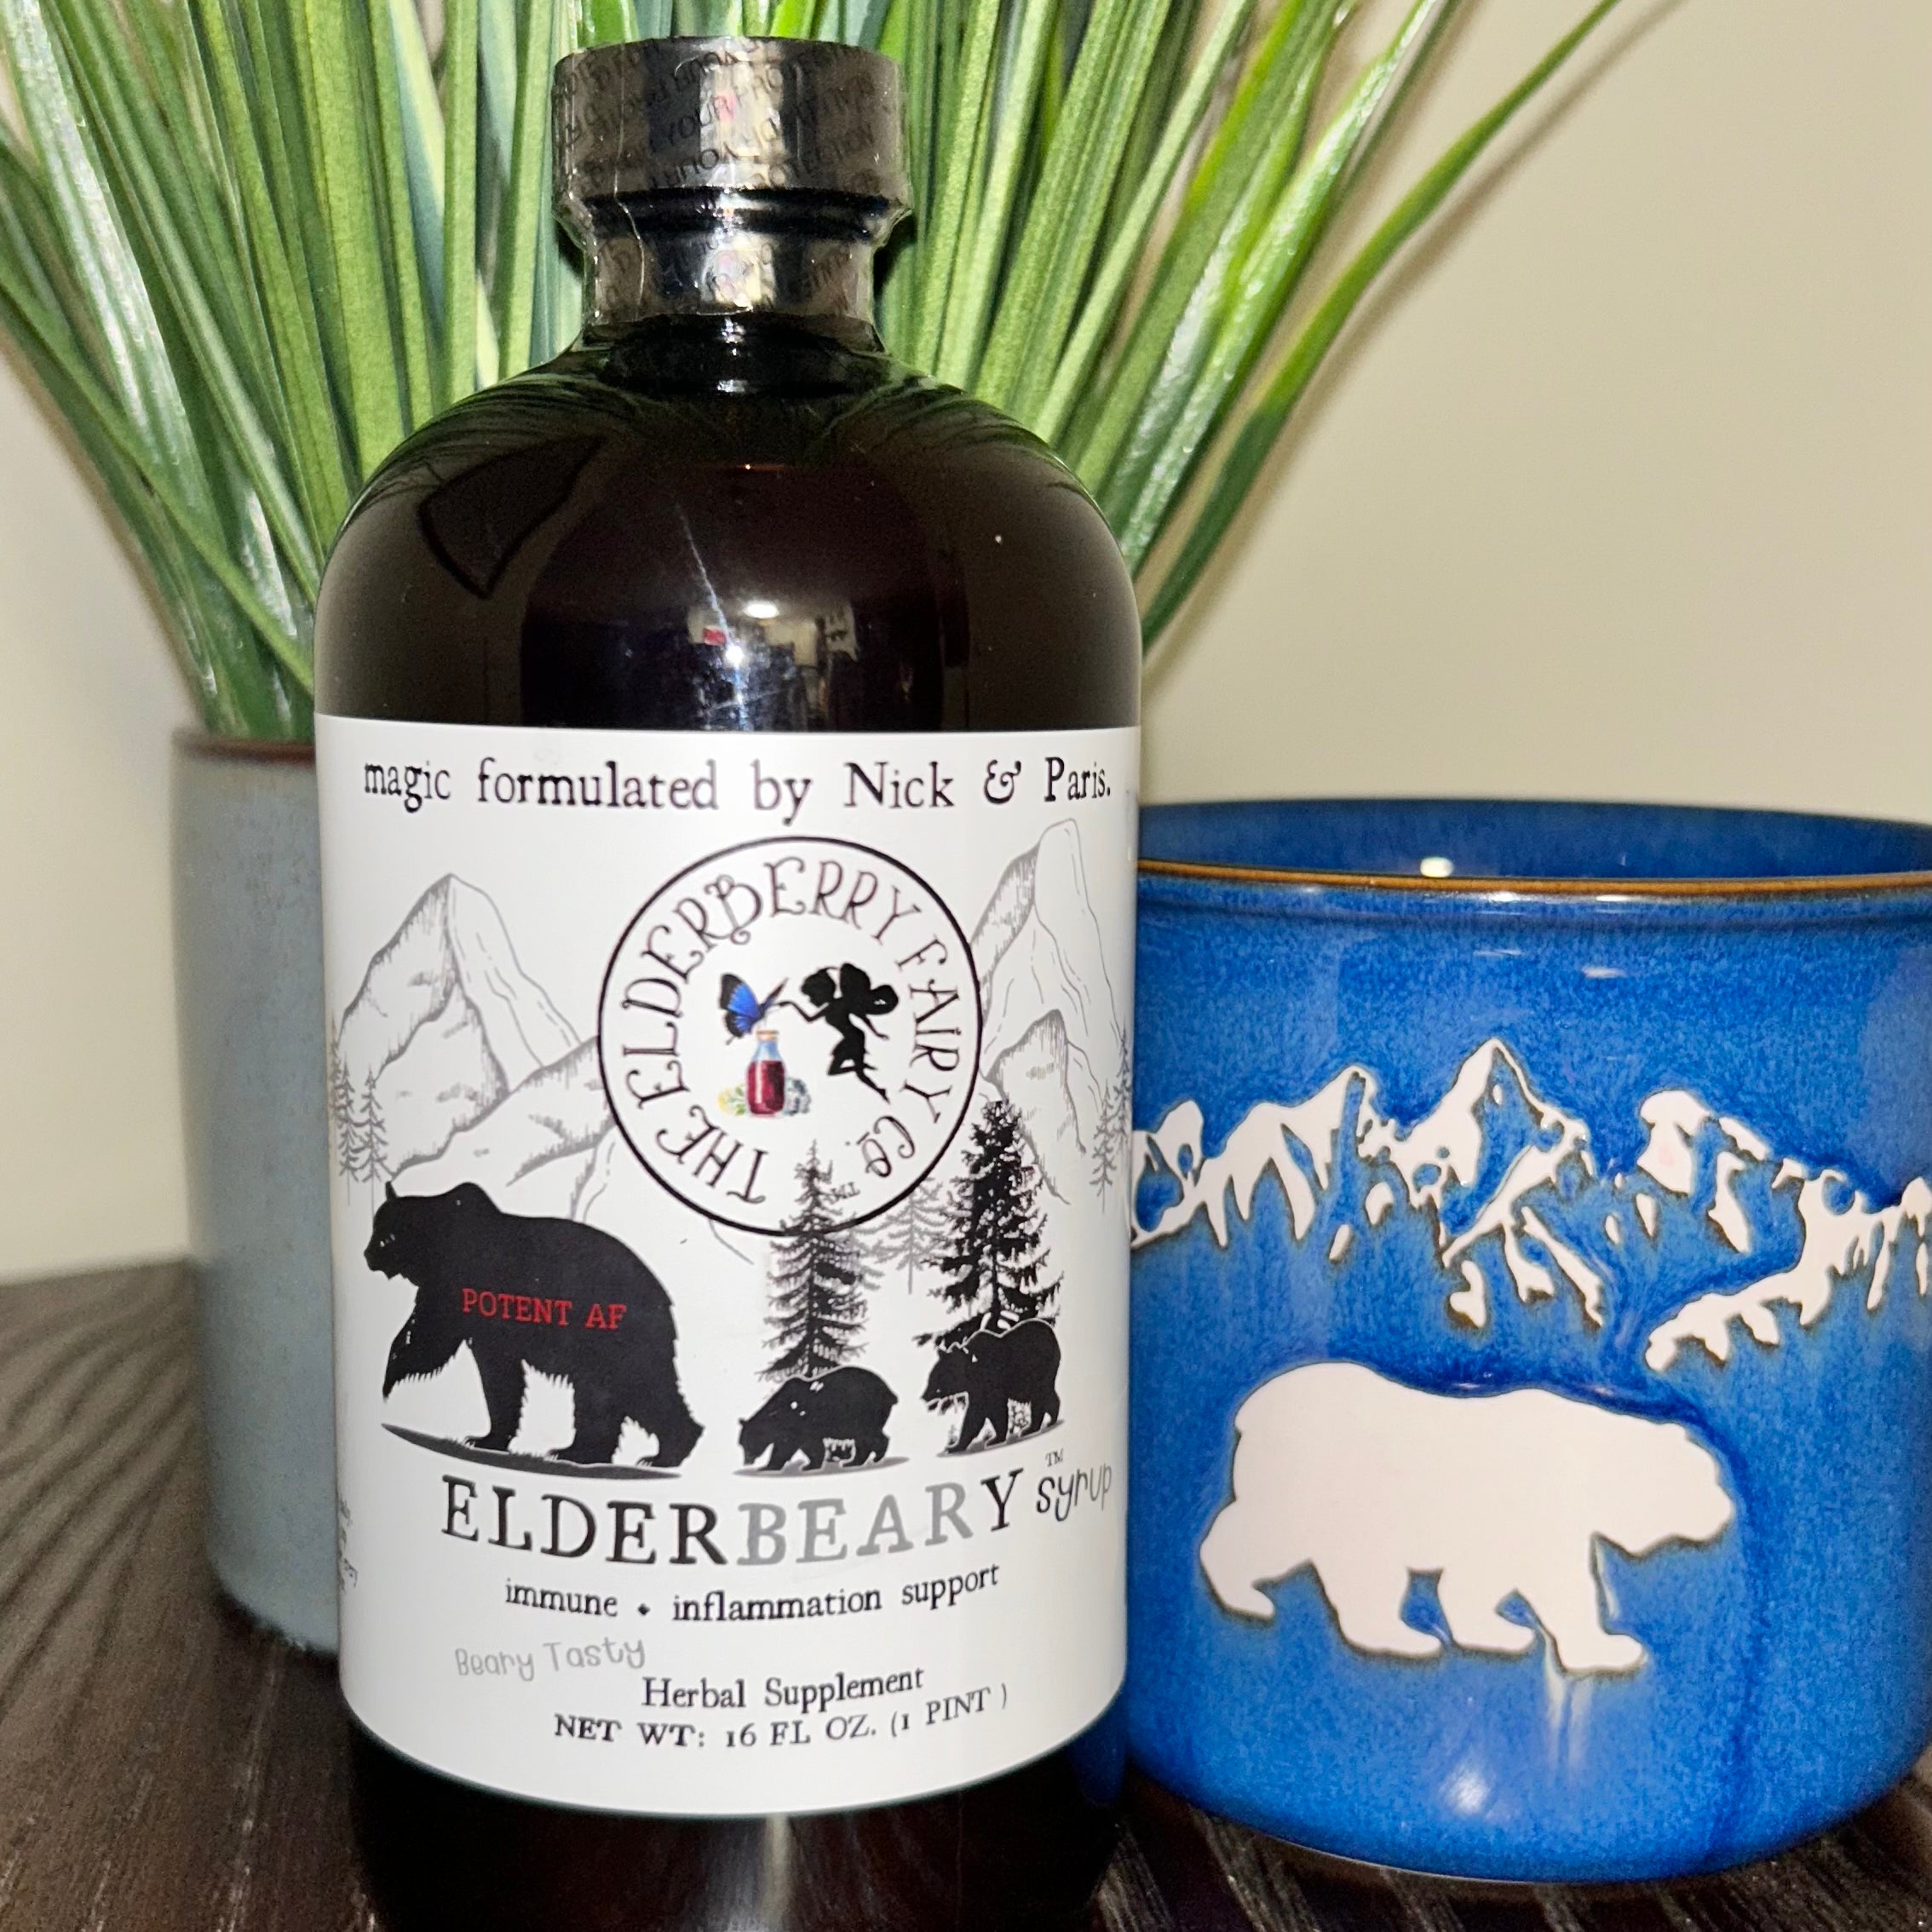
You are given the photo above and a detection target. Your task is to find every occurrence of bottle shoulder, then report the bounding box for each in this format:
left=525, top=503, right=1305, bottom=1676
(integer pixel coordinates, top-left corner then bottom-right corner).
left=348, top=344, right=1076, bottom=481
left=317, top=340, right=1139, bottom=735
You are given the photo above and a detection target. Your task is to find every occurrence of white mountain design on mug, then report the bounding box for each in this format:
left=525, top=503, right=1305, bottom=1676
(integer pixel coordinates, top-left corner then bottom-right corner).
left=1132, top=1039, right=1932, bottom=1365
left=1135, top=1042, right=1932, bottom=1673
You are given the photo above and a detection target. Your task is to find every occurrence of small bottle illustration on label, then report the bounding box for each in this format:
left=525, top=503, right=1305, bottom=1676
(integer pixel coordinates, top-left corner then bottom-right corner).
left=313, top=33, right=1140, bottom=1932
left=745, top=1027, right=786, bottom=1117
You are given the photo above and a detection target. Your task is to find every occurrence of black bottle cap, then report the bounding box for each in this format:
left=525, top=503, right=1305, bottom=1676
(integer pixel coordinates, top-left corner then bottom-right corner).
left=553, top=36, right=909, bottom=231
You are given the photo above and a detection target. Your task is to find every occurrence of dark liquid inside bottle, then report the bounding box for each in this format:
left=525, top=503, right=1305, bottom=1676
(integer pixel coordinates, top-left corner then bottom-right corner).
left=746, top=1036, right=787, bottom=1118
left=315, top=40, right=1137, bottom=1932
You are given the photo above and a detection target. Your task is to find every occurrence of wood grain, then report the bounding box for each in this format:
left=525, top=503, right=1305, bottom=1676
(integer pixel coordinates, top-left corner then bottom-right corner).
left=0, top=1265, right=1927, bottom=1930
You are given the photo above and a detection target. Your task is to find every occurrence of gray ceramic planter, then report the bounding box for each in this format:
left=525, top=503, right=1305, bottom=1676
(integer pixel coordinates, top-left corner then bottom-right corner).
left=172, top=734, right=336, bottom=1652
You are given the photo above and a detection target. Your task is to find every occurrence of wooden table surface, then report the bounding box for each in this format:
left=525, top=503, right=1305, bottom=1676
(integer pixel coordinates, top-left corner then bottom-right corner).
left=3, top=1265, right=1931, bottom=1931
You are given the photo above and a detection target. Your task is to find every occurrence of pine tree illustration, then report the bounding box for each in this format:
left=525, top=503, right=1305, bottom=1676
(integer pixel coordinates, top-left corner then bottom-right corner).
left=327, top=1027, right=365, bottom=1183
left=868, top=1179, right=949, bottom=1293
left=1091, top=1070, right=1129, bottom=1197
left=359, top=1069, right=388, bottom=1200
left=765, top=1147, right=872, bottom=1383
left=932, top=1095, right=1061, bottom=1344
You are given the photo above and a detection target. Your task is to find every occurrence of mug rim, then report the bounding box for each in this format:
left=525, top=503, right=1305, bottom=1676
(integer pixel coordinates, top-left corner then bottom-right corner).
left=1138, top=856, right=1932, bottom=900
left=1139, top=798, right=1932, bottom=901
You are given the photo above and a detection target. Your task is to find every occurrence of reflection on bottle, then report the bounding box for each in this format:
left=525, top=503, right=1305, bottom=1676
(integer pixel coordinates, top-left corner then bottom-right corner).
left=747, top=1028, right=786, bottom=1117
left=685, top=599, right=860, bottom=718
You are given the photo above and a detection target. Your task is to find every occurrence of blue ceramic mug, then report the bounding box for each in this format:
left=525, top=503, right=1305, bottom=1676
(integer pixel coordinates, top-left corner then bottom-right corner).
left=1129, top=800, right=1932, bottom=1882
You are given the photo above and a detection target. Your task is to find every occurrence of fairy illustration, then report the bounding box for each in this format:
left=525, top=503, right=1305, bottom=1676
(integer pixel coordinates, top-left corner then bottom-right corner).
left=796, top=964, right=899, bottom=1098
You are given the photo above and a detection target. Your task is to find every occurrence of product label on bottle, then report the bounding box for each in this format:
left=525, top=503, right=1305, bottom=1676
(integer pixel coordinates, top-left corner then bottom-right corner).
left=315, top=717, right=1136, bottom=1815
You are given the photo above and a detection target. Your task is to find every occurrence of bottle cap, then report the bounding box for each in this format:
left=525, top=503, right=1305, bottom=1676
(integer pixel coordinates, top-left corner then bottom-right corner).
left=554, top=36, right=909, bottom=234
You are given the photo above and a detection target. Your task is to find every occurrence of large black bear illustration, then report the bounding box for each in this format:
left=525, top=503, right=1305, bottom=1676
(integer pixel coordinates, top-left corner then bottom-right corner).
left=923, top=1321, right=1061, bottom=1452
left=739, top=1366, right=897, bottom=1471
left=365, top=1183, right=701, bottom=1468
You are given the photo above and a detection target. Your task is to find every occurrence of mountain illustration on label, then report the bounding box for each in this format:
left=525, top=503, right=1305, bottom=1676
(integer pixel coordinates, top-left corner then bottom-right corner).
left=971, top=821, right=1130, bottom=1203
left=331, top=817, right=1128, bottom=1240
left=328, top=877, right=611, bottom=1222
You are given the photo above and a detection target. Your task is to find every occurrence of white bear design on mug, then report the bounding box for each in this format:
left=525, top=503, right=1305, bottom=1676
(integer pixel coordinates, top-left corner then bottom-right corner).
left=1199, top=1361, right=1736, bottom=1676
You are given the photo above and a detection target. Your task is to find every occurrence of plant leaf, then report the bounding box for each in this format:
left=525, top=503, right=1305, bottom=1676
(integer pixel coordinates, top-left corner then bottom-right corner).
left=270, top=0, right=358, bottom=392
left=0, top=0, right=1641, bottom=738
left=0, top=242, right=310, bottom=683
left=1113, top=0, right=1458, bottom=571
left=45, top=0, right=326, bottom=593
left=188, top=0, right=350, bottom=536
left=907, top=0, right=999, bottom=375
left=368, top=0, right=436, bottom=427
left=302, top=0, right=408, bottom=474
left=1067, top=0, right=1330, bottom=489
left=1032, top=0, right=1257, bottom=445
left=877, top=0, right=935, bottom=357
left=979, top=0, right=1180, bottom=420
left=442, top=0, right=481, bottom=407
left=1143, top=0, right=1625, bottom=642
left=0, top=0, right=213, bottom=506
left=497, top=0, right=556, bottom=377
left=538, top=0, right=583, bottom=362
left=932, top=0, right=1055, bottom=388
left=0, top=246, right=289, bottom=729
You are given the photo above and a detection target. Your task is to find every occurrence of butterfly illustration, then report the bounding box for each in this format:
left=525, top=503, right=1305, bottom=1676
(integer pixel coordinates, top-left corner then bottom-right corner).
left=720, top=974, right=788, bottom=1038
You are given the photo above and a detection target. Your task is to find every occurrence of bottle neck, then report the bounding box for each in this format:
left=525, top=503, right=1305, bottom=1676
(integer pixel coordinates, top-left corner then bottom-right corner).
left=578, top=194, right=888, bottom=341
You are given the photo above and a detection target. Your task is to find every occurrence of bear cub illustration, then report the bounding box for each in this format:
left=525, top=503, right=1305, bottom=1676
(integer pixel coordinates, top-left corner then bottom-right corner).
left=923, top=1320, right=1061, bottom=1452
left=1199, top=1360, right=1734, bottom=1675
left=740, top=1367, right=897, bottom=1471
left=366, top=1182, right=701, bottom=1468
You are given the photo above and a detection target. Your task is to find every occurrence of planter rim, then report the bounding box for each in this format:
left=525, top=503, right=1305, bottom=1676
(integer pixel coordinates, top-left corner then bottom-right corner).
left=175, top=727, right=313, bottom=766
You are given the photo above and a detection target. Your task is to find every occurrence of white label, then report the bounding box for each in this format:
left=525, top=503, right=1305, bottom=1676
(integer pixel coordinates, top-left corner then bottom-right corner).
left=316, top=717, right=1137, bottom=1816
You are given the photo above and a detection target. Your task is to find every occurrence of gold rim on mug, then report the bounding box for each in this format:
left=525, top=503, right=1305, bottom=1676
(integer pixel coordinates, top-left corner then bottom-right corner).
left=1139, top=855, right=1932, bottom=901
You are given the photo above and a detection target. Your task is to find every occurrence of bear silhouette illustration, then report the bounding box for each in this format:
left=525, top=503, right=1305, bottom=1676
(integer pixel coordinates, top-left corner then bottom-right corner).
left=922, top=1321, right=1061, bottom=1452
left=365, top=1182, right=701, bottom=1468
left=739, top=1367, right=897, bottom=1470
left=1199, top=1360, right=1734, bottom=1675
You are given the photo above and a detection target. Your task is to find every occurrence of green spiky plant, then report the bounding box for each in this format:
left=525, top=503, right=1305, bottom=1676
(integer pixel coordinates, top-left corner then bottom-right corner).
left=0, top=0, right=1620, bottom=739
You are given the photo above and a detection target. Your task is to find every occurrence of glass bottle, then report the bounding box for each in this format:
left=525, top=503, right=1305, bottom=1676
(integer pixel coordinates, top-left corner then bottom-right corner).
left=314, top=36, right=1139, bottom=1932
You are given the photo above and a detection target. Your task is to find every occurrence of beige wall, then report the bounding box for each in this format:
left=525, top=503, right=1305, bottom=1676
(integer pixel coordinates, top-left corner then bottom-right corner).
left=2, top=0, right=1929, bottom=1280
left=1144, top=0, right=1932, bottom=814
left=0, top=371, right=192, bottom=1282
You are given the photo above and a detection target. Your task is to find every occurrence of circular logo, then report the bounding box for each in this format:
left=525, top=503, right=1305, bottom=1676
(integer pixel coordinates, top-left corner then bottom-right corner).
left=598, top=837, right=981, bottom=1236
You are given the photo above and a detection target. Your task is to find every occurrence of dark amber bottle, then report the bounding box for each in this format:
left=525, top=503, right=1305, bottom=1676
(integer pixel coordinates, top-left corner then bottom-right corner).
left=314, top=37, right=1138, bottom=1932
